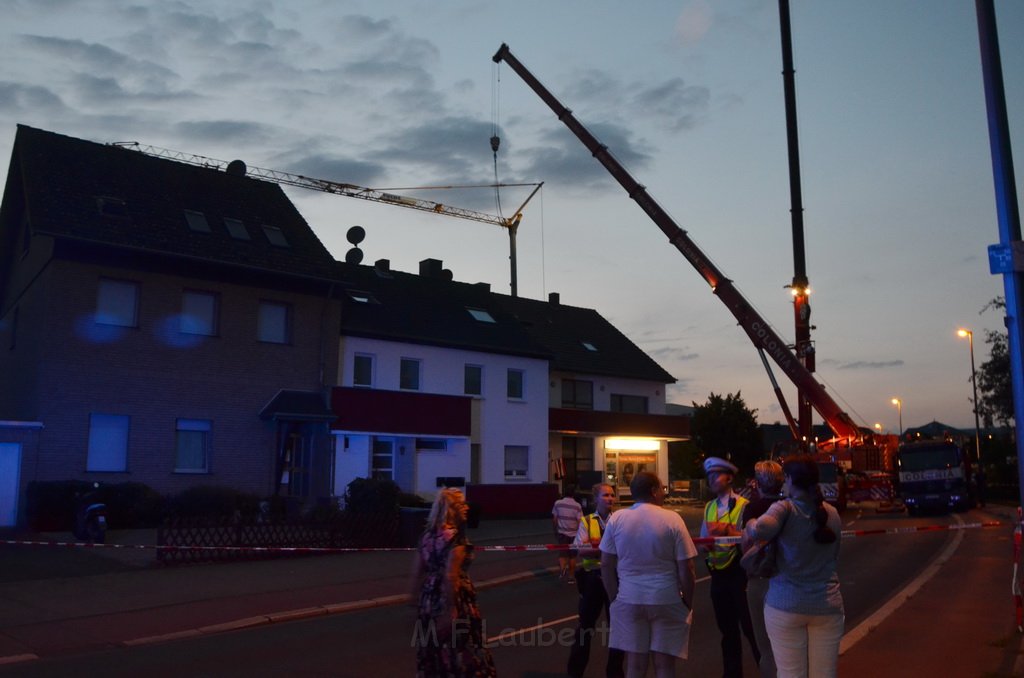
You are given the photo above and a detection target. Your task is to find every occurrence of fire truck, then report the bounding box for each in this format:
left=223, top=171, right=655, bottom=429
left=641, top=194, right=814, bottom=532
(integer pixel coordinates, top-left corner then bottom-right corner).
left=493, top=44, right=888, bottom=474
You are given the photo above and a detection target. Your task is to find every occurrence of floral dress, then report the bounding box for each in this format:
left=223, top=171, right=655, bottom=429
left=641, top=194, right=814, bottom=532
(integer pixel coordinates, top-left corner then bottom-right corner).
left=415, top=527, right=496, bottom=677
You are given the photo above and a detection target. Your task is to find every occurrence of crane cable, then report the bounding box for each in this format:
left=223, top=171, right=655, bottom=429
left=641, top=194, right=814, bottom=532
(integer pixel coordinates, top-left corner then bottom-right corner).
left=491, top=61, right=504, bottom=220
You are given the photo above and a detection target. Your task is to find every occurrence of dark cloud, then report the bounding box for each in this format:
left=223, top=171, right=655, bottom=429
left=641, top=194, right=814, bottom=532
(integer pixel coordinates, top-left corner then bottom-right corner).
left=0, top=82, right=66, bottom=114
left=632, top=78, right=709, bottom=131
left=516, top=123, right=652, bottom=190
left=20, top=34, right=176, bottom=81
left=279, top=153, right=388, bottom=188
left=369, top=116, right=495, bottom=177
left=564, top=68, right=710, bottom=134
left=174, top=120, right=274, bottom=144
left=836, top=360, right=905, bottom=370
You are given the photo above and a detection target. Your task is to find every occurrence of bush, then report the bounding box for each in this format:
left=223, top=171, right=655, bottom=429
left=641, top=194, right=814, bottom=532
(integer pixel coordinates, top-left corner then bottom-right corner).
left=105, top=482, right=166, bottom=528
left=344, top=477, right=400, bottom=515
left=165, top=485, right=262, bottom=519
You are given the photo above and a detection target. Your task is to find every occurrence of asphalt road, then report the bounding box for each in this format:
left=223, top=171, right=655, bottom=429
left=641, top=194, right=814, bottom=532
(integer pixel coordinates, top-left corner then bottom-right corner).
left=2, top=506, right=957, bottom=677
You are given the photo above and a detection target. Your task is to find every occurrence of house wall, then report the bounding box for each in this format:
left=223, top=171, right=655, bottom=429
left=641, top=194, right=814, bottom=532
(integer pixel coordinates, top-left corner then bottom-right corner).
left=549, top=372, right=668, bottom=413
left=13, top=258, right=339, bottom=496
left=337, top=337, right=548, bottom=493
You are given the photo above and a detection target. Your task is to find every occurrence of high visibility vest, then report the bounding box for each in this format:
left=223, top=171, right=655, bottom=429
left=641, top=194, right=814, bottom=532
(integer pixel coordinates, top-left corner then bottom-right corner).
left=578, top=513, right=606, bottom=572
left=704, top=495, right=748, bottom=570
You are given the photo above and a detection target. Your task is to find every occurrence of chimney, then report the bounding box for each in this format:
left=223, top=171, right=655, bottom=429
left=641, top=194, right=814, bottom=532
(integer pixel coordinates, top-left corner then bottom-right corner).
left=374, top=259, right=390, bottom=273
left=419, top=258, right=443, bottom=278
left=549, top=292, right=560, bottom=305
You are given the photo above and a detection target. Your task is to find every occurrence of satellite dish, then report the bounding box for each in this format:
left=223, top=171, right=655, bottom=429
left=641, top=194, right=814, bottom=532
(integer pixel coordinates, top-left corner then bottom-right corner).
left=226, top=160, right=247, bottom=177
left=441, top=269, right=454, bottom=281
left=346, top=225, right=366, bottom=245
left=345, top=248, right=364, bottom=265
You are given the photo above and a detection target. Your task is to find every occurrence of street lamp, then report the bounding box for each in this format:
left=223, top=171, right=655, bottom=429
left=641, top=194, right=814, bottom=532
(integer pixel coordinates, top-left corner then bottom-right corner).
left=957, top=328, right=983, bottom=465
left=891, top=398, right=903, bottom=438
left=874, top=423, right=883, bottom=435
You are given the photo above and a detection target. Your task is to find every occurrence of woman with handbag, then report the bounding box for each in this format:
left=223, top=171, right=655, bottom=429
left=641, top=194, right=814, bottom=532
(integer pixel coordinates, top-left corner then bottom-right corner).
left=744, top=456, right=843, bottom=678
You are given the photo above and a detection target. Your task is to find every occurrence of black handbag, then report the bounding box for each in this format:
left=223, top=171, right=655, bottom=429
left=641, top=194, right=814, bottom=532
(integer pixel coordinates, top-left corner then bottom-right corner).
left=740, top=499, right=790, bottom=578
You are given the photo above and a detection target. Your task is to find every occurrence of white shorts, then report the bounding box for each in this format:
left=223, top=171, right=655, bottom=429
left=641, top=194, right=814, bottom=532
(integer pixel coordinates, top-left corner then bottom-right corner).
left=608, top=598, right=693, bottom=659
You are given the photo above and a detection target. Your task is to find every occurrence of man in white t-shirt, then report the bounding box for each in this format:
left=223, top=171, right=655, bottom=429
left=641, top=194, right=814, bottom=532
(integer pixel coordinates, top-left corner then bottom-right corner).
left=601, top=471, right=698, bottom=678
left=552, top=488, right=584, bottom=582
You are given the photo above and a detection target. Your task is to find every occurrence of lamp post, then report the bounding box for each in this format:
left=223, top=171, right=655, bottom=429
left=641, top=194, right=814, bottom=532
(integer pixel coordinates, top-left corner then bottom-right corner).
left=891, top=398, right=903, bottom=438
left=958, top=328, right=984, bottom=465
left=874, top=423, right=883, bottom=435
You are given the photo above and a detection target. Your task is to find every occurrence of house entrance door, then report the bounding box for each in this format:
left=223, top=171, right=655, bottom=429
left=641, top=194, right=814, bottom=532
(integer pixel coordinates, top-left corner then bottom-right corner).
left=371, top=437, right=395, bottom=481
left=0, top=443, right=21, bottom=526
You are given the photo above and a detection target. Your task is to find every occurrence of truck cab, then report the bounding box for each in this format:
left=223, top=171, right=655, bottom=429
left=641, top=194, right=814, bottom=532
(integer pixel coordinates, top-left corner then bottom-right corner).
left=897, top=441, right=973, bottom=514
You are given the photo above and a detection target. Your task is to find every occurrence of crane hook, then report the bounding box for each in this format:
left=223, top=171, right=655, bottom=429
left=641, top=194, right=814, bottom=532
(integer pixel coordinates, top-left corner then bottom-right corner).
left=490, top=135, right=500, bottom=154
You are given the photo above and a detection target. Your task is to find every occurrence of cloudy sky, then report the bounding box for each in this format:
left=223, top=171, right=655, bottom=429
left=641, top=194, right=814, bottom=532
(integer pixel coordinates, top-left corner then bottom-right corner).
left=2, top=0, right=1021, bottom=432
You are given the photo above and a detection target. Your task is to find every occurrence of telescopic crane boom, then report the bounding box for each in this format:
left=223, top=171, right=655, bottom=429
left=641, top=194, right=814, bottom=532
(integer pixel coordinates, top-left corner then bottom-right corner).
left=492, top=43, right=862, bottom=443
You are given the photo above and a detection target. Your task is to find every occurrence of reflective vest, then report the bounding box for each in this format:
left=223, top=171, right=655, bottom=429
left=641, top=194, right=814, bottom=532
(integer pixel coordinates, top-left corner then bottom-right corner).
left=703, top=495, right=748, bottom=570
left=578, top=512, right=607, bottom=572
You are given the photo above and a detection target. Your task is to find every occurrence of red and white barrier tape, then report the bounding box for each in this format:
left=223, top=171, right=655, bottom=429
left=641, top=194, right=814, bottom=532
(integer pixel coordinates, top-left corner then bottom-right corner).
left=0, top=520, right=1005, bottom=554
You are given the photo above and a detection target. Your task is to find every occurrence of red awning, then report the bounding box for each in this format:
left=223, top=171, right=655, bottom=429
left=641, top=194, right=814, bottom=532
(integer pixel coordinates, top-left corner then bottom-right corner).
left=330, top=387, right=471, bottom=437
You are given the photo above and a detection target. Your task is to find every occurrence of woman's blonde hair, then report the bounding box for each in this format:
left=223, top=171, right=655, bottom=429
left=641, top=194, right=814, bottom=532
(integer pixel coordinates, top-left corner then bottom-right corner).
left=425, top=487, right=466, bottom=533
left=754, top=460, right=784, bottom=494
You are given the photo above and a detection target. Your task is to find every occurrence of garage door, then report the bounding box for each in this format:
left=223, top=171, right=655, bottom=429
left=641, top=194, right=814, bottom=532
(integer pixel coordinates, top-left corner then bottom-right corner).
left=0, top=443, right=21, bottom=526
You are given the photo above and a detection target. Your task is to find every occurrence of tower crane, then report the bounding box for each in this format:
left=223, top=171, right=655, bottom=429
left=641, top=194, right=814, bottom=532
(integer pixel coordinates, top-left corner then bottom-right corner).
left=112, top=141, right=542, bottom=297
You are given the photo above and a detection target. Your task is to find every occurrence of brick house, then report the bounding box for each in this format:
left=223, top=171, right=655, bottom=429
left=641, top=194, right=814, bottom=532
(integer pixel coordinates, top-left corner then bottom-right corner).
left=0, top=126, right=341, bottom=524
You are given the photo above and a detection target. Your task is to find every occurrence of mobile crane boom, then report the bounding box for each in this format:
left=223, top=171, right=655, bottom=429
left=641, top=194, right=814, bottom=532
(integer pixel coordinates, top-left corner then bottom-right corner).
left=492, top=43, right=862, bottom=442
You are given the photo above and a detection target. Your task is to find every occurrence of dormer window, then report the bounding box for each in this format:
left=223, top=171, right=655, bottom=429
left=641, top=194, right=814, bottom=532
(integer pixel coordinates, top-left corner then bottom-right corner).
left=224, top=217, right=250, bottom=240
left=467, top=308, right=496, bottom=323
left=262, top=225, right=289, bottom=247
left=346, top=290, right=378, bottom=304
left=184, top=210, right=211, bottom=233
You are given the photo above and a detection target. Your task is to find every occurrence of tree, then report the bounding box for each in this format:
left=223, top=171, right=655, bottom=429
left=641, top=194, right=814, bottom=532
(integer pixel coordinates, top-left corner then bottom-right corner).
left=978, top=298, right=1014, bottom=427
left=690, top=391, right=763, bottom=474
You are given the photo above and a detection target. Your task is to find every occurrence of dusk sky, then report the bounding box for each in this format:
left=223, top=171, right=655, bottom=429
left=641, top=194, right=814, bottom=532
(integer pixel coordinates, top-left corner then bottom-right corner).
left=2, top=1, right=1021, bottom=433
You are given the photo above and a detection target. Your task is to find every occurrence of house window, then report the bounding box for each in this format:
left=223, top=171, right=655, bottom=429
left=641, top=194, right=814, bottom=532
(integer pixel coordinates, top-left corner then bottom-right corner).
left=183, top=210, right=211, bottom=233
left=416, top=438, right=447, bottom=452
left=86, top=413, right=129, bottom=472
left=464, top=364, right=483, bottom=395
left=262, top=225, right=290, bottom=247
left=561, top=437, right=595, bottom=488
left=96, top=278, right=139, bottom=327
left=353, top=354, right=374, bottom=387
left=581, top=341, right=598, bottom=352
left=258, top=301, right=291, bottom=344
left=507, top=369, right=525, bottom=400
left=371, top=438, right=394, bottom=481
left=467, top=308, right=496, bottom=323
left=561, top=379, right=594, bottom=409
left=504, top=445, right=529, bottom=479
left=400, top=358, right=421, bottom=390
left=181, top=290, right=218, bottom=336
left=611, top=394, right=649, bottom=414
left=223, top=217, right=250, bottom=240
left=175, top=419, right=211, bottom=472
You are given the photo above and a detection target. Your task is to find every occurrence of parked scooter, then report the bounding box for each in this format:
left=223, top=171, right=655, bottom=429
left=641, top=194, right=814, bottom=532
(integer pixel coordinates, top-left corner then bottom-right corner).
left=73, top=482, right=108, bottom=543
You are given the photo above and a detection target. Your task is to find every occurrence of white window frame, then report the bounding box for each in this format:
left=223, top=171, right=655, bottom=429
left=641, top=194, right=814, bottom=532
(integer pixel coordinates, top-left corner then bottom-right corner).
left=175, top=419, right=211, bottom=473
left=353, top=353, right=375, bottom=387
left=504, top=445, right=529, bottom=480
left=258, top=300, right=291, bottom=344
left=86, top=413, right=130, bottom=472
left=464, top=364, right=483, bottom=396
left=181, top=290, right=218, bottom=336
left=507, top=368, right=525, bottom=400
left=96, top=278, right=139, bottom=328
left=400, top=357, right=421, bottom=391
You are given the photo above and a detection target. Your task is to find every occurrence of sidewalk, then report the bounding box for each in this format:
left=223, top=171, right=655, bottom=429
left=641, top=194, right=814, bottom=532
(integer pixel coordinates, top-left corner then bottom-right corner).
left=0, top=519, right=558, bottom=664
